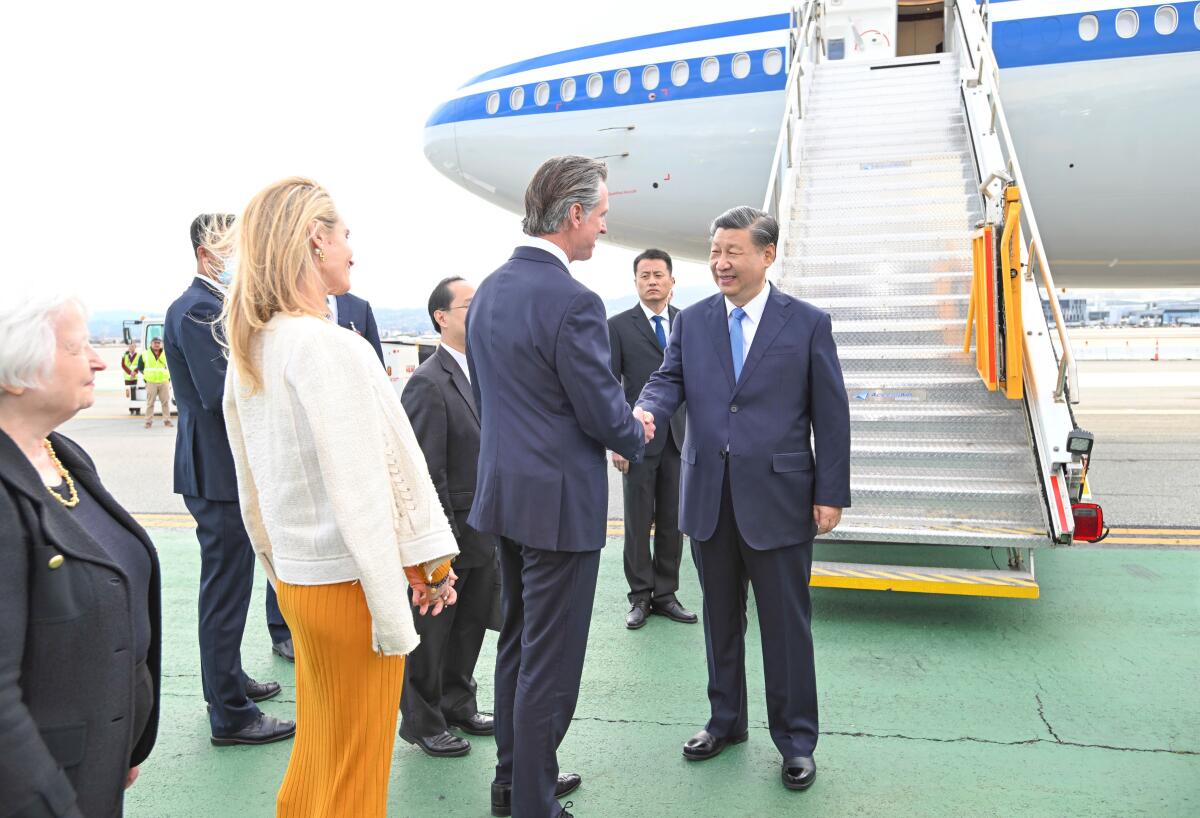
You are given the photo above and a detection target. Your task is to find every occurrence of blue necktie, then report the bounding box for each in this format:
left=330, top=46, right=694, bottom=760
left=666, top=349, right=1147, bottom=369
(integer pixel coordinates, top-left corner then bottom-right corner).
left=652, top=314, right=667, bottom=350
left=729, top=307, right=747, bottom=381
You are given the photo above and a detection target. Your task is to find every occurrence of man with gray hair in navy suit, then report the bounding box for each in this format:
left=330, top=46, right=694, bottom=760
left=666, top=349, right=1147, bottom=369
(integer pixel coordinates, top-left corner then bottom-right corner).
left=467, top=156, right=651, bottom=818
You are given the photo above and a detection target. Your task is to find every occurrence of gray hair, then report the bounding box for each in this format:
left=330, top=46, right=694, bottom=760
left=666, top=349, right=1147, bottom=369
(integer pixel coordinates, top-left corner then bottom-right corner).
left=522, top=155, right=608, bottom=237
left=0, top=292, right=87, bottom=390
left=710, top=206, right=779, bottom=250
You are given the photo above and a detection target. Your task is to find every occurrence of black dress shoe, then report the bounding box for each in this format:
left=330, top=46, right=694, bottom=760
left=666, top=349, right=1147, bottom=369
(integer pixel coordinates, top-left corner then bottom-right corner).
left=782, top=756, right=817, bottom=791
left=400, top=729, right=470, bottom=758
left=447, top=712, right=494, bottom=736
left=272, top=638, right=295, bottom=663
left=626, top=600, right=650, bottom=630
left=651, top=598, right=698, bottom=624
left=490, top=773, right=581, bottom=817
left=245, top=677, right=281, bottom=703
left=682, top=729, right=749, bottom=761
left=210, top=713, right=296, bottom=746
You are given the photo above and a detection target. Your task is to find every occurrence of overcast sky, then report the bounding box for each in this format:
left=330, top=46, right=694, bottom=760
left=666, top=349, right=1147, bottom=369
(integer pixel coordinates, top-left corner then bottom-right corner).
left=4, top=0, right=798, bottom=313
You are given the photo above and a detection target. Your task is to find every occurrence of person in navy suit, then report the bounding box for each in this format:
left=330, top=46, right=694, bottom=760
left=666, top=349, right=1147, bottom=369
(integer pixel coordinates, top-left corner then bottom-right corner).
left=326, top=290, right=384, bottom=366
left=637, top=206, right=851, bottom=793
left=467, top=156, right=650, bottom=818
left=162, top=214, right=295, bottom=746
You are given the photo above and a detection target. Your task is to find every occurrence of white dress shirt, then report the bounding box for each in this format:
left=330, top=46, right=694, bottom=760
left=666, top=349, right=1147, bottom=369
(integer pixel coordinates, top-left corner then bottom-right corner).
left=442, top=342, right=470, bottom=383
left=325, top=294, right=339, bottom=324
left=640, top=301, right=671, bottom=342
left=521, top=236, right=571, bottom=270
left=724, top=281, right=772, bottom=364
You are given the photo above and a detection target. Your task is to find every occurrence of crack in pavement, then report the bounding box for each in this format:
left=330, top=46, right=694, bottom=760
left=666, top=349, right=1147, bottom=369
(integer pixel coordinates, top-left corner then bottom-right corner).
left=572, top=716, right=1200, bottom=756
left=1035, top=692, right=1064, bottom=744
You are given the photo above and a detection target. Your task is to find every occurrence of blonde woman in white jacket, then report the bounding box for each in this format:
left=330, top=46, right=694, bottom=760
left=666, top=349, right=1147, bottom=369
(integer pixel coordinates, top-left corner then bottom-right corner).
left=220, top=177, right=459, bottom=818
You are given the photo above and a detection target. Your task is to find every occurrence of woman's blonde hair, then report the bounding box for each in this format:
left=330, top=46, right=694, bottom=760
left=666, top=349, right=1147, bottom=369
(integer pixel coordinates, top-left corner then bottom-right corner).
left=220, top=176, right=340, bottom=393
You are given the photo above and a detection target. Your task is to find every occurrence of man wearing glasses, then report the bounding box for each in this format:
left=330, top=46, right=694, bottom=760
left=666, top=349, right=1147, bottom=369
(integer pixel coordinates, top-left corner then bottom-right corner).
left=398, top=277, right=500, bottom=757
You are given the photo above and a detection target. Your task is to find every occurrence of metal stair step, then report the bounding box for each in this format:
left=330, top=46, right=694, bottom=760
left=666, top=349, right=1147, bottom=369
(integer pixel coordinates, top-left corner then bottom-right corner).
left=816, top=55, right=957, bottom=75
left=809, top=84, right=956, bottom=107
left=798, top=151, right=972, bottom=178
left=793, top=191, right=976, bottom=216
left=812, top=73, right=960, bottom=95
left=800, top=170, right=975, bottom=196
left=822, top=295, right=969, bottom=322
left=804, top=139, right=970, bottom=164
left=788, top=232, right=972, bottom=257
left=790, top=213, right=977, bottom=238
left=782, top=272, right=973, bottom=299
left=833, top=318, right=967, bottom=347
left=804, top=114, right=966, bottom=142
left=808, top=98, right=961, bottom=122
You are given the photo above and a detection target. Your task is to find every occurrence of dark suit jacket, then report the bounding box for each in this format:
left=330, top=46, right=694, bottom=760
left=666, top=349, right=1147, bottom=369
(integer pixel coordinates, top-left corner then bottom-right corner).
left=0, top=431, right=161, bottom=818
left=608, top=303, right=686, bottom=457
left=401, top=345, right=497, bottom=569
left=335, top=292, right=384, bottom=366
left=466, top=246, right=646, bottom=552
left=638, top=284, right=851, bottom=549
left=163, top=278, right=237, bottom=501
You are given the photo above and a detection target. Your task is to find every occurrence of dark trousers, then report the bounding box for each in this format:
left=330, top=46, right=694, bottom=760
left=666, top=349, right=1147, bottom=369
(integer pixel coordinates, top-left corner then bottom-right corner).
left=265, top=583, right=289, bottom=644
left=400, top=557, right=496, bottom=736
left=622, top=435, right=683, bottom=605
left=494, top=539, right=600, bottom=818
left=184, top=495, right=261, bottom=735
left=692, top=470, right=819, bottom=758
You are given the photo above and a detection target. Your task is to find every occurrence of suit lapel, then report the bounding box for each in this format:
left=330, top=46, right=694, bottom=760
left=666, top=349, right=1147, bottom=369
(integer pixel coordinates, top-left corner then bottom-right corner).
left=335, top=294, right=353, bottom=331
left=732, top=286, right=793, bottom=399
left=629, top=306, right=662, bottom=353
left=705, top=296, right=736, bottom=391
left=438, top=346, right=479, bottom=425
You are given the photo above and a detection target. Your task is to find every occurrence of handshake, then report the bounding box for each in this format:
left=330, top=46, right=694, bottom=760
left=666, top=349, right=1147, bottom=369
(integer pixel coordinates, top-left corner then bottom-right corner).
left=633, top=406, right=655, bottom=443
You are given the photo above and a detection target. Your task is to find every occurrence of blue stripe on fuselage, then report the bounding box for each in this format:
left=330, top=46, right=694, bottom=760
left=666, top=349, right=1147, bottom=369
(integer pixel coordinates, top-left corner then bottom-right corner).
left=430, top=49, right=788, bottom=127
left=993, top=2, right=1200, bottom=68
left=460, top=13, right=793, bottom=87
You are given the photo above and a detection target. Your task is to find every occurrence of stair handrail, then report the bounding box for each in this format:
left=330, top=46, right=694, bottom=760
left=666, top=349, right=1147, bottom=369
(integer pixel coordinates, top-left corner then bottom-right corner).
left=762, top=1, right=822, bottom=219
left=953, top=0, right=1079, bottom=404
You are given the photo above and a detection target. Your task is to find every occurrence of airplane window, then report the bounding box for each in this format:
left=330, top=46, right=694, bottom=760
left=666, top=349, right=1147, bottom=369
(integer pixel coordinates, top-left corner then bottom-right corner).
left=701, top=56, right=719, bottom=82
left=535, top=82, right=550, bottom=106
left=642, top=65, right=660, bottom=90
left=1196, top=3, right=1200, bottom=29
left=510, top=87, right=525, bottom=111
left=561, top=77, right=576, bottom=102
left=1115, top=9, right=1139, bottom=38
left=614, top=69, right=631, bottom=94
left=1078, top=14, right=1099, bottom=41
left=763, top=49, right=784, bottom=75
left=587, top=73, right=603, bottom=98
left=732, top=53, right=751, bottom=79
left=486, top=92, right=500, bottom=115
left=1154, top=5, right=1178, bottom=34
left=671, top=61, right=689, bottom=86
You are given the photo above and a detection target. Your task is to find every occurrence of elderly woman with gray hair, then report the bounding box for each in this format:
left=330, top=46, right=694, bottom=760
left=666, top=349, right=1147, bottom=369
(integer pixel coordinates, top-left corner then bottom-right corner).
left=0, top=294, right=160, bottom=818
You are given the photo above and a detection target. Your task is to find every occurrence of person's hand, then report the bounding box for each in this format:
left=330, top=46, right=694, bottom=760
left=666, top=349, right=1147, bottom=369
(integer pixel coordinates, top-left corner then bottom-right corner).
left=611, top=452, right=629, bottom=473
left=813, top=505, right=842, bottom=536
left=125, top=766, right=140, bottom=790
left=411, top=568, right=458, bottom=616
left=633, top=407, right=655, bottom=443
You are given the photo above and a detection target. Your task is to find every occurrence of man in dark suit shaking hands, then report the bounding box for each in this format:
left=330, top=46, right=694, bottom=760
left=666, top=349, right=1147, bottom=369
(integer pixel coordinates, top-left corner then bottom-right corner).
left=468, top=156, right=651, bottom=818
left=637, top=206, right=851, bottom=793
left=608, top=249, right=696, bottom=630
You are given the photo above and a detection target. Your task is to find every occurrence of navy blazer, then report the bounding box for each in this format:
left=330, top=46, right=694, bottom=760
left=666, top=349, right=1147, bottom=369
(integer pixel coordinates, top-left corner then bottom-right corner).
left=335, top=292, right=384, bottom=366
left=466, top=246, right=646, bottom=553
left=637, top=284, right=851, bottom=549
left=163, top=279, right=238, bottom=501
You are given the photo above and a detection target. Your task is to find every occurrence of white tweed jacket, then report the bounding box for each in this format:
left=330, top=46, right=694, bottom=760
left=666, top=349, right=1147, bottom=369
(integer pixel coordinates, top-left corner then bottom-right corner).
left=223, top=313, right=458, bottom=655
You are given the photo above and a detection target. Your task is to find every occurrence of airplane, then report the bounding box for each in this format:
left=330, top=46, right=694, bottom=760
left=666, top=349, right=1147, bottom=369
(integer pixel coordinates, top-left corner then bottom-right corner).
left=423, top=0, right=1200, bottom=287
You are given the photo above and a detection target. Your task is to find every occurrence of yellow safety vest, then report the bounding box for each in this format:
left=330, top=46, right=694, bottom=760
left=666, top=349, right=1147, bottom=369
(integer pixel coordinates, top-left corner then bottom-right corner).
left=140, top=350, right=170, bottom=383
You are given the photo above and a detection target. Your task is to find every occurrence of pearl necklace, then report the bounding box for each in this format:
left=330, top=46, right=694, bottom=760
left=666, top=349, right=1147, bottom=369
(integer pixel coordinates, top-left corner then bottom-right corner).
left=42, top=439, right=79, bottom=508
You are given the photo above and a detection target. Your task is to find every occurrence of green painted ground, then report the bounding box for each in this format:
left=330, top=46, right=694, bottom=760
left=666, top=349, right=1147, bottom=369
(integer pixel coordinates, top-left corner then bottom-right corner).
left=125, top=533, right=1199, bottom=818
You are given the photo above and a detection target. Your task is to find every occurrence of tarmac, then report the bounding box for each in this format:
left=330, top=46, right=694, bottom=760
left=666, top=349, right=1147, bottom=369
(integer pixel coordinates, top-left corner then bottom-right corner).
left=61, top=348, right=1200, bottom=817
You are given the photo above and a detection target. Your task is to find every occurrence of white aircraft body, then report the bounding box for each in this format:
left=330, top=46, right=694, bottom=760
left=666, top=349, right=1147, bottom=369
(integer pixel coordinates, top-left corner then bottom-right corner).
left=423, top=0, right=1199, bottom=287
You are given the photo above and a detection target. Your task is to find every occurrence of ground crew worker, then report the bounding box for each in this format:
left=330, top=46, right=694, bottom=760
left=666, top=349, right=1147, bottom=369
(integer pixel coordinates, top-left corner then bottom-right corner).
left=139, top=336, right=173, bottom=428
left=121, top=340, right=140, bottom=399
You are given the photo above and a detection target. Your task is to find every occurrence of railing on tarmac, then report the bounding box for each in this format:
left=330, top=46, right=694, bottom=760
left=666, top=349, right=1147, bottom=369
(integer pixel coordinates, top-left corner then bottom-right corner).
left=951, top=0, right=1082, bottom=542
left=761, top=1, right=822, bottom=225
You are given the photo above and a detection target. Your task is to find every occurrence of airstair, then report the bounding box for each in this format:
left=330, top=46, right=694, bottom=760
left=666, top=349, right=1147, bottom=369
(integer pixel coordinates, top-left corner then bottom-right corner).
left=764, top=1, right=1098, bottom=598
